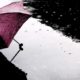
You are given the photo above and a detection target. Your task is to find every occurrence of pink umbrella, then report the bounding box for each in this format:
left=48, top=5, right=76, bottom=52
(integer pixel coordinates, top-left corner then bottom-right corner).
left=0, top=2, right=31, bottom=49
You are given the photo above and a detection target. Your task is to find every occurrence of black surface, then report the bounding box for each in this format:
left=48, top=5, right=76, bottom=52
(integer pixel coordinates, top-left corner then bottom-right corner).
left=0, top=36, right=7, bottom=49
left=25, top=0, right=80, bottom=42
left=0, top=52, right=27, bottom=80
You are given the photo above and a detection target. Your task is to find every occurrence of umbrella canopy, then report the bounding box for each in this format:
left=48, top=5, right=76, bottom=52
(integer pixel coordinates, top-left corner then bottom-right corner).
left=0, top=12, right=30, bottom=49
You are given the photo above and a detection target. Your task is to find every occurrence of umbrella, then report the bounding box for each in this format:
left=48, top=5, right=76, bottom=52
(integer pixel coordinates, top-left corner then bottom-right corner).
left=0, top=2, right=30, bottom=49
left=0, top=12, right=30, bottom=49
left=0, top=2, right=30, bottom=79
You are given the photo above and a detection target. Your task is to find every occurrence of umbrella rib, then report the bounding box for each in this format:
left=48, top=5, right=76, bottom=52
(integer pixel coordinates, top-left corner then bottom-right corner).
left=13, top=39, right=20, bottom=44
left=11, top=39, right=24, bottom=62
left=11, top=49, right=21, bottom=62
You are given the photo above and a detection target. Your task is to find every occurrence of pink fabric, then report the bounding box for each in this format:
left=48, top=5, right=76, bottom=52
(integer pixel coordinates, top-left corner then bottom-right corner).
left=0, top=13, right=30, bottom=49
left=0, top=2, right=30, bottom=49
